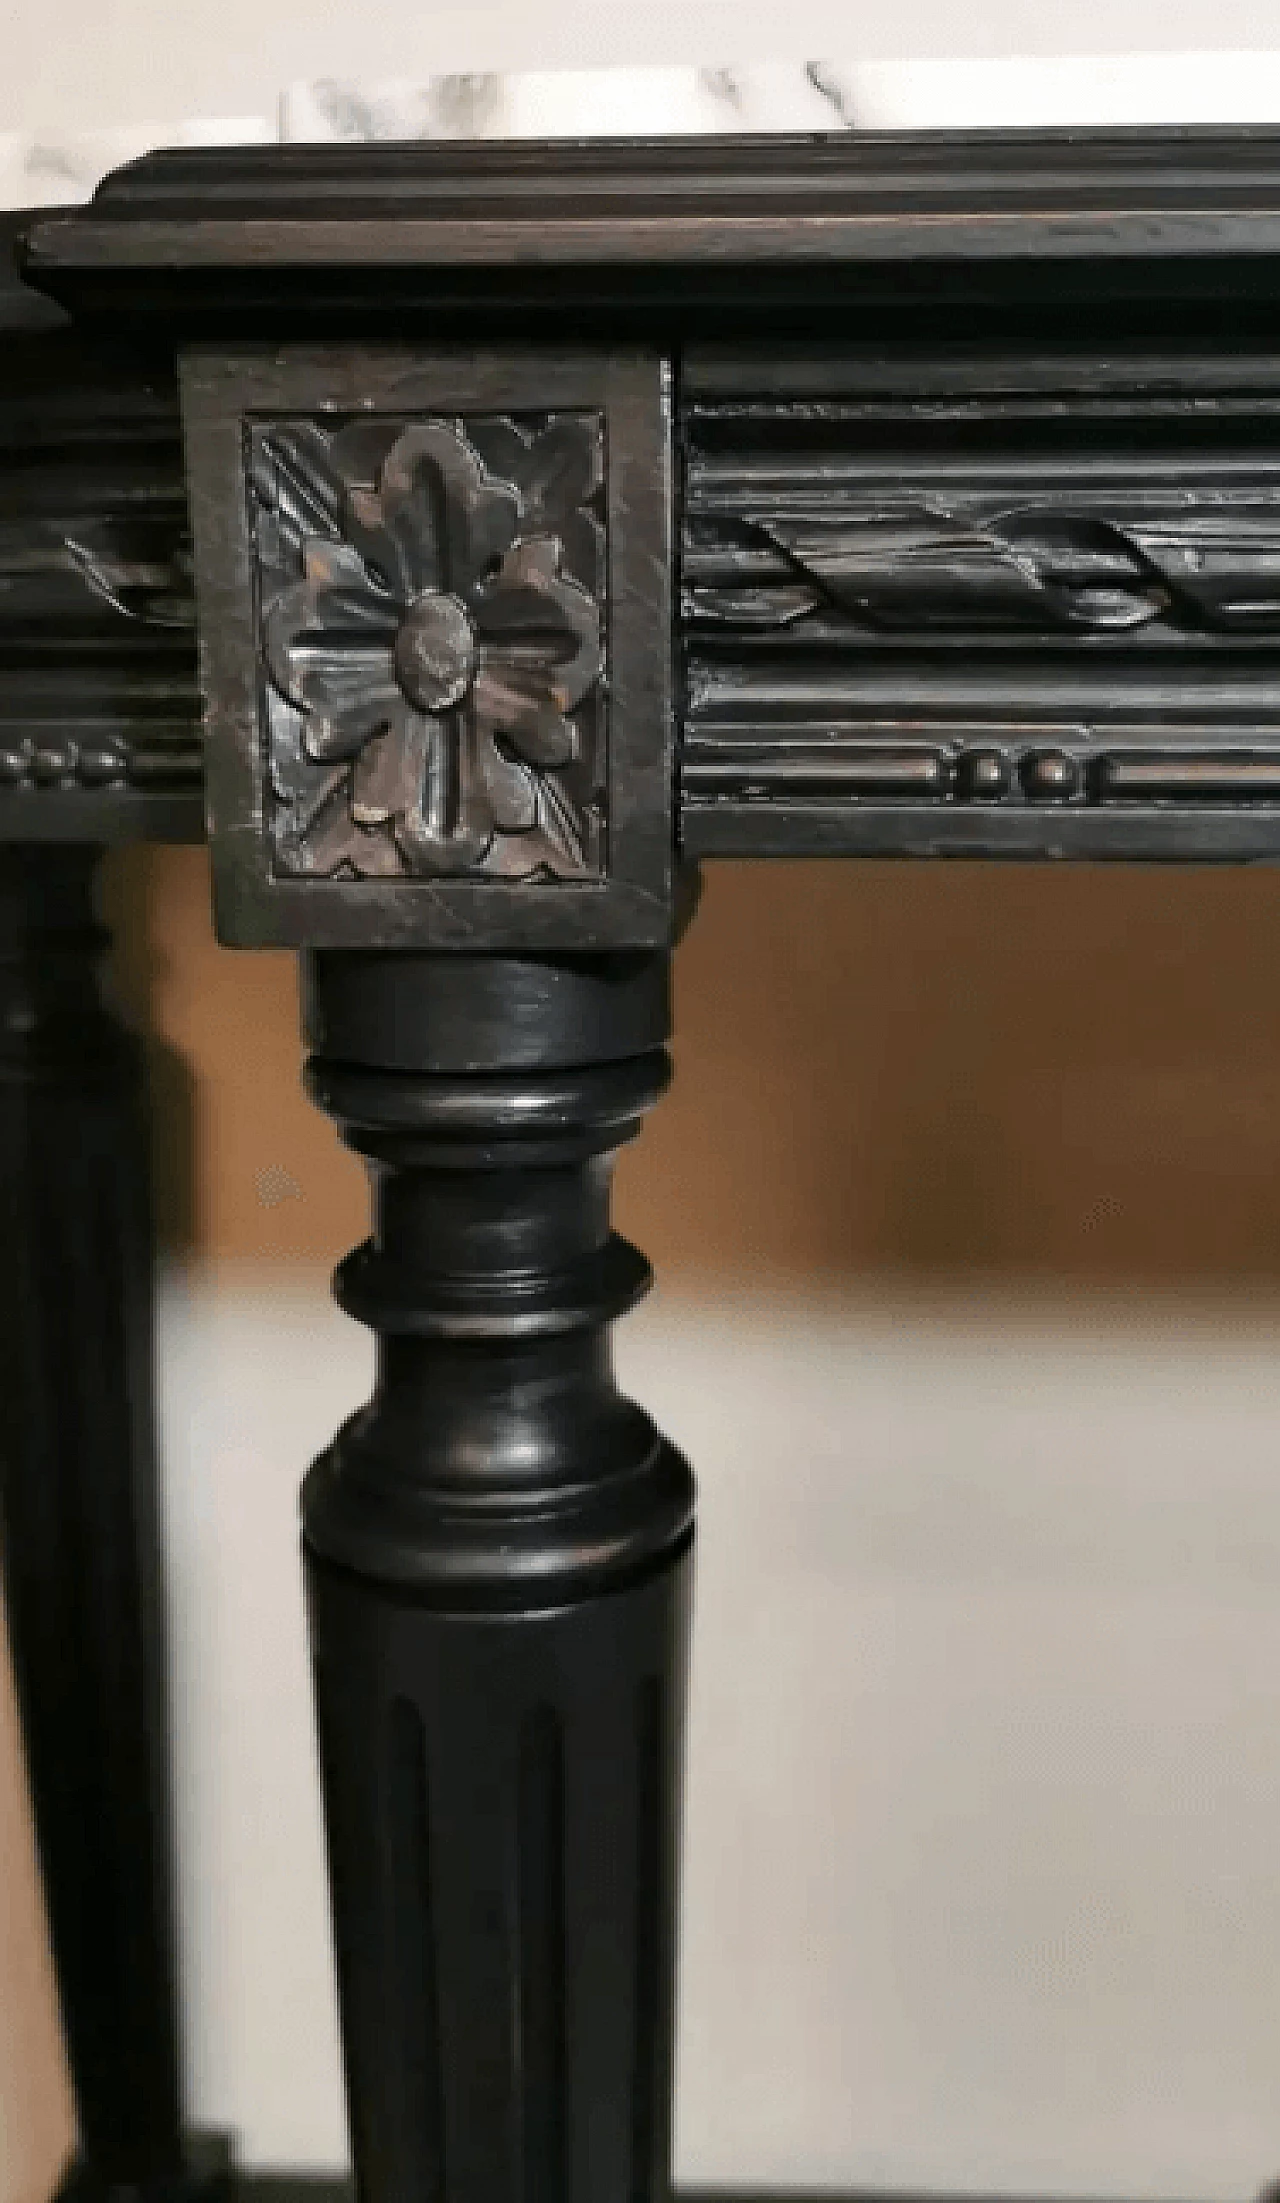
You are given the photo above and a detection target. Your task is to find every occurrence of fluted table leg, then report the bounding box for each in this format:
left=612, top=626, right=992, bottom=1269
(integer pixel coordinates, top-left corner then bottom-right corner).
left=0, top=845, right=225, bottom=2203
left=301, top=948, right=695, bottom=2203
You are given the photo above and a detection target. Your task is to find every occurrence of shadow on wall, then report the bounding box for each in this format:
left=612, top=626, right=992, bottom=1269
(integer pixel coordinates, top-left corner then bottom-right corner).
left=105, top=844, right=1280, bottom=1290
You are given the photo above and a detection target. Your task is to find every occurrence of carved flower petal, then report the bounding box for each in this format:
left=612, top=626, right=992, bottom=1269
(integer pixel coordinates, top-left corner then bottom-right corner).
left=392, top=710, right=493, bottom=873
left=297, top=657, right=401, bottom=763
left=477, top=729, right=538, bottom=833
left=364, top=422, right=520, bottom=602
left=301, top=537, right=400, bottom=630
left=267, top=694, right=343, bottom=810
left=263, top=580, right=318, bottom=709
left=342, top=488, right=427, bottom=605
left=350, top=723, right=428, bottom=826
left=472, top=536, right=602, bottom=714
left=462, top=418, right=528, bottom=498
left=471, top=658, right=575, bottom=769
left=264, top=540, right=397, bottom=704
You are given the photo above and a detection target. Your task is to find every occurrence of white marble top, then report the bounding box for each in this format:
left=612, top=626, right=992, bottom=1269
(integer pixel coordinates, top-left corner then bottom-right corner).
left=7, top=51, right=1280, bottom=210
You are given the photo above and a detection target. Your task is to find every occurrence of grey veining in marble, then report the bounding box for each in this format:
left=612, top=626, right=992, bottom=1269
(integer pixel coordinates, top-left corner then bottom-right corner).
left=10, top=49, right=1280, bottom=214
left=0, top=63, right=856, bottom=211
left=278, top=63, right=854, bottom=143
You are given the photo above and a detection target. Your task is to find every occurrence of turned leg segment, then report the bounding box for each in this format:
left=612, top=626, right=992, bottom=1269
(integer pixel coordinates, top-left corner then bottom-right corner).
left=308, top=1553, right=690, bottom=2203
left=0, top=848, right=186, bottom=2191
left=301, top=950, right=694, bottom=2203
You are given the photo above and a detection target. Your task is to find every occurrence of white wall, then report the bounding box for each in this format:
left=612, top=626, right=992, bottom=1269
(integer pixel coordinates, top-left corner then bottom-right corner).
left=156, top=1281, right=1280, bottom=2202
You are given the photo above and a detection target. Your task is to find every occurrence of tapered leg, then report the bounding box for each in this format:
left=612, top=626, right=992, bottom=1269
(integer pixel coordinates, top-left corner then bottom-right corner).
left=301, top=948, right=695, bottom=2203
left=0, top=846, right=218, bottom=2202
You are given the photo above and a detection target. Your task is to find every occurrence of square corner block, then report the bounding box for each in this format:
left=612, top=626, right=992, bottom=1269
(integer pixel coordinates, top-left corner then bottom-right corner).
left=180, top=346, right=674, bottom=949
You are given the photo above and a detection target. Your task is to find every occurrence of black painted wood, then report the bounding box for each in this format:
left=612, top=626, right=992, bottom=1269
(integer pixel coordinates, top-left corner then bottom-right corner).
left=0, top=236, right=232, bottom=2203
left=0, top=215, right=200, bottom=848
left=31, top=130, right=1280, bottom=329
left=300, top=948, right=694, bottom=2203
left=680, top=344, right=1280, bottom=860
left=0, top=846, right=189, bottom=2192
left=179, top=347, right=674, bottom=949
left=19, top=132, right=1280, bottom=2203
left=31, top=136, right=1280, bottom=873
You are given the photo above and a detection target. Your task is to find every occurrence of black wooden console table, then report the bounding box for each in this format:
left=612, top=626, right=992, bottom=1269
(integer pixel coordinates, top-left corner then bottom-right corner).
left=3, top=129, right=1280, bottom=2203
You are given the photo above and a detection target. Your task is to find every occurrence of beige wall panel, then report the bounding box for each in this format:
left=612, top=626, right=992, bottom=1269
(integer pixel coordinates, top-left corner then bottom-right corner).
left=106, top=846, right=1280, bottom=1291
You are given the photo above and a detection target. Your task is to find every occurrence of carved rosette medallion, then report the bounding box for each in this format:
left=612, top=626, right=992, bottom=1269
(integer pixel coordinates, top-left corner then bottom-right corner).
left=249, top=412, right=606, bottom=882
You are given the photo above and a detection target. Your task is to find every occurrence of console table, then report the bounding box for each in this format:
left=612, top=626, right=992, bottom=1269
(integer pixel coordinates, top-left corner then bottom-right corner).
left=3, top=128, right=1279, bottom=2203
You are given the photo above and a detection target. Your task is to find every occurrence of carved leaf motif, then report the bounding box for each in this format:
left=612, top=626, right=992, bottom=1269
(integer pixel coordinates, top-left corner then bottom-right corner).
left=692, top=497, right=1280, bottom=636
left=250, top=413, right=605, bottom=883
left=0, top=518, right=196, bottom=632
